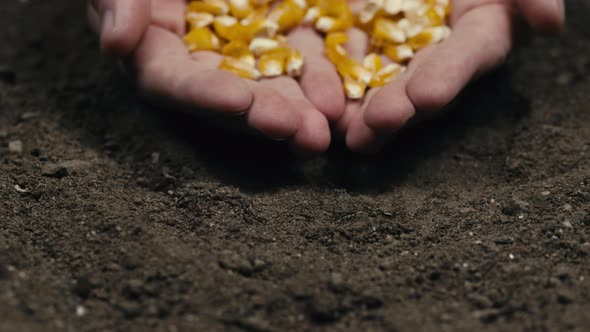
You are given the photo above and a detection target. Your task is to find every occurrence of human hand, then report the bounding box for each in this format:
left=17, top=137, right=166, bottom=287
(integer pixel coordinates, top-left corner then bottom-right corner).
left=335, top=0, right=565, bottom=153
left=87, top=0, right=350, bottom=156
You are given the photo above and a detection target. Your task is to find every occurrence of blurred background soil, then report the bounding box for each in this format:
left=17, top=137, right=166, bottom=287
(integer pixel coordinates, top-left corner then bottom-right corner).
left=1, top=1, right=589, bottom=331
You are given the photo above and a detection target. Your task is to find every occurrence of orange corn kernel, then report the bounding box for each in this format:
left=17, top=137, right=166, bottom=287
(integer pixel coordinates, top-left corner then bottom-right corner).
left=343, top=75, right=366, bottom=99
left=187, top=0, right=229, bottom=16
left=369, top=63, right=404, bottom=87
left=363, top=53, right=382, bottom=73
left=219, top=56, right=261, bottom=79
left=382, top=43, right=413, bottom=63
left=186, top=12, right=215, bottom=30
left=407, top=26, right=450, bottom=50
left=184, top=27, right=220, bottom=52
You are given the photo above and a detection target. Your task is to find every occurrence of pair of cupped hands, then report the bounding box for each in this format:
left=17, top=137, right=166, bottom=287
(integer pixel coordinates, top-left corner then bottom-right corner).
left=88, top=0, right=564, bottom=156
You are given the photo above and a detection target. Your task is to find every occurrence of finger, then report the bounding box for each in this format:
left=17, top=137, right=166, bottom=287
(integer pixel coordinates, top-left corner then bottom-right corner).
left=132, top=26, right=253, bottom=115
left=151, top=0, right=187, bottom=35
left=405, top=4, right=513, bottom=114
left=515, top=0, right=565, bottom=33
left=288, top=27, right=346, bottom=122
left=89, top=0, right=152, bottom=56
left=258, top=77, right=331, bottom=156
left=244, top=78, right=301, bottom=140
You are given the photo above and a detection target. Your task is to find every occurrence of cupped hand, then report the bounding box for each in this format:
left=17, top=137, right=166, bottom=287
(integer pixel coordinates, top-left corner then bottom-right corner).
left=88, top=0, right=350, bottom=156
left=335, top=0, right=565, bottom=153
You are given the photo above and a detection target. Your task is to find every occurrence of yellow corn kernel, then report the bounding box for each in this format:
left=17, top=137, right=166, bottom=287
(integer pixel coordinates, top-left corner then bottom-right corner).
left=343, top=75, right=366, bottom=99
left=268, top=0, right=307, bottom=33
left=363, top=53, right=382, bottom=73
left=359, top=0, right=383, bottom=24
left=186, top=12, right=215, bottom=30
left=212, top=16, right=241, bottom=41
left=335, top=57, right=373, bottom=86
left=383, top=44, right=413, bottom=63
left=187, top=0, right=229, bottom=16
left=184, top=27, right=220, bottom=52
left=373, top=18, right=406, bottom=44
left=222, top=40, right=255, bottom=66
left=316, top=0, right=353, bottom=31
left=259, top=52, right=286, bottom=77
left=325, top=32, right=348, bottom=47
left=251, top=0, right=274, bottom=6
left=229, top=0, right=254, bottom=20
left=286, top=49, right=304, bottom=77
left=424, top=6, right=445, bottom=26
left=369, top=63, right=404, bottom=87
left=249, top=37, right=282, bottom=56
left=219, top=56, right=261, bottom=80
left=407, top=26, right=450, bottom=50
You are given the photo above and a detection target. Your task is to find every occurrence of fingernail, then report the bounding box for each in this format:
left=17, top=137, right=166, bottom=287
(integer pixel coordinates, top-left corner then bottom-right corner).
left=101, top=9, right=114, bottom=35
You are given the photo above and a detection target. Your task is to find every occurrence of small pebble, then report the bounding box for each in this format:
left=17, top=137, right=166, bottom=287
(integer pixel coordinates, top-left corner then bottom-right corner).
left=151, top=152, right=160, bottom=164
left=8, top=140, right=23, bottom=154
left=563, top=204, right=573, bottom=211
left=75, top=305, right=87, bottom=317
left=541, top=191, right=551, bottom=196
left=562, top=220, right=574, bottom=229
left=508, top=254, right=515, bottom=260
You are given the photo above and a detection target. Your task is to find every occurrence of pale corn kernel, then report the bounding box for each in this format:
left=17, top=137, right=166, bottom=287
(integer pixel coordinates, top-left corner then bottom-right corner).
left=315, top=16, right=336, bottom=32
left=286, top=49, right=304, bottom=77
left=363, top=53, right=382, bottom=73
left=249, top=37, right=281, bottom=56
left=383, top=44, right=413, bottom=63
left=292, top=0, right=308, bottom=9
left=302, top=7, right=320, bottom=25
left=369, top=63, right=404, bottom=87
left=219, top=56, right=261, bottom=79
left=383, top=0, right=403, bottom=15
left=186, top=12, right=215, bottom=30
left=259, top=53, right=285, bottom=77
left=407, top=25, right=450, bottom=50
left=343, top=75, right=366, bottom=99
left=397, top=18, right=424, bottom=38
left=374, top=18, right=406, bottom=44
left=359, top=0, right=383, bottom=24
left=229, top=0, right=254, bottom=19
left=188, top=0, right=229, bottom=15
left=184, top=27, right=220, bottom=52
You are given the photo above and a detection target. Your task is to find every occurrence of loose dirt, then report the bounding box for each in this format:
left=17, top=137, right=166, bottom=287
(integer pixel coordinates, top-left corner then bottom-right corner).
left=1, top=1, right=589, bottom=331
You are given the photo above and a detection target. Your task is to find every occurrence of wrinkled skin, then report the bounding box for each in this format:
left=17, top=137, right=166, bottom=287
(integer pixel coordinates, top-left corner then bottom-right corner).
left=88, top=0, right=565, bottom=155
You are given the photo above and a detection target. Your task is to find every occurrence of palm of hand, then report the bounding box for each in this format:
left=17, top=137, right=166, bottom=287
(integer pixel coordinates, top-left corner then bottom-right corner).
left=89, top=0, right=564, bottom=154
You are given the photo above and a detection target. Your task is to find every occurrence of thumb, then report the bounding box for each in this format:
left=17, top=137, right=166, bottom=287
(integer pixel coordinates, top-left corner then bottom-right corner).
left=88, top=0, right=152, bottom=56
left=515, top=0, right=565, bottom=34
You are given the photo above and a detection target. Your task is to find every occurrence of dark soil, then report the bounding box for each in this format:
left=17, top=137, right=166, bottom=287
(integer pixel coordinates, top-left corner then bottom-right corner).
left=1, top=1, right=590, bottom=331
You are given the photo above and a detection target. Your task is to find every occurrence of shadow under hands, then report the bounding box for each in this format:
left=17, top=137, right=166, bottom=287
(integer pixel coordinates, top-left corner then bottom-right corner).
left=322, top=66, right=531, bottom=194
